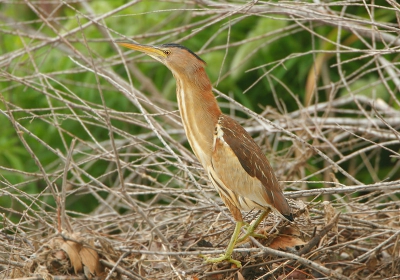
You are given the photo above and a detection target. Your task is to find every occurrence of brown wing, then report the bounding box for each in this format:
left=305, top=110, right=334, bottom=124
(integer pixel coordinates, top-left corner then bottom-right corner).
left=216, top=115, right=292, bottom=220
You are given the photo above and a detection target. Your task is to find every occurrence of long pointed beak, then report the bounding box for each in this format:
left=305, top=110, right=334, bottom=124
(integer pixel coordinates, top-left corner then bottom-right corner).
left=117, top=41, right=166, bottom=58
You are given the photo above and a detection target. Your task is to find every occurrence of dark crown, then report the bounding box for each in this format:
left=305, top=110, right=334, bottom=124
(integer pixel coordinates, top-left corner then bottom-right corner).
left=160, top=43, right=206, bottom=64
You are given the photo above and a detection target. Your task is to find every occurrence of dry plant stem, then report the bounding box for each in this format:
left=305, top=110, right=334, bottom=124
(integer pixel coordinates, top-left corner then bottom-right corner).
left=104, top=251, right=136, bottom=280
left=310, top=209, right=397, bottom=233
left=249, top=237, right=350, bottom=280
left=377, top=57, right=400, bottom=108
left=0, top=259, right=24, bottom=268
left=60, top=138, right=76, bottom=233
left=78, top=15, right=126, bottom=207
left=0, top=2, right=179, bottom=126
left=335, top=8, right=374, bottom=146
left=122, top=196, right=188, bottom=269
left=318, top=230, right=394, bottom=255
left=100, top=259, right=145, bottom=280
left=10, top=277, right=86, bottom=280
left=352, top=230, right=400, bottom=263
left=285, top=180, right=400, bottom=199
left=288, top=95, right=400, bottom=118
left=373, top=107, right=400, bottom=143
left=188, top=1, right=256, bottom=39
left=295, top=140, right=400, bottom=184
left=7, top=37, right=59, bottom=204
left=297, top=213, right=340, bottom=256
left=0, top=104, right=124, bottom=211
left=122, top=248, right=278, bottom=256
left=1, top=104, right=57, bottom=231
left=196, top=1, right=400, bottom=46
left=338, top=125, right=400, bottom=159
left=78, top=0, right=168, bottom=109
left=203, top=266, right=243, bottom=277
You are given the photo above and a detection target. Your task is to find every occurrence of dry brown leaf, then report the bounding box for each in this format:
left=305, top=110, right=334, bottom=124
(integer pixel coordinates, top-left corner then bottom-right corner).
left=61, top=240, right=82, bottom=274
left=83, top=266, right=92, bottom=279
left=279, top=226, right=301, bottom=236
left=80, top=246, right=104, bottom=276
left=269, top=235, right=306, bottom=250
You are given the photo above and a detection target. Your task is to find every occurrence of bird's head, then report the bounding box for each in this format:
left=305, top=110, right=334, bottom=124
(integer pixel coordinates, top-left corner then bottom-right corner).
left=118, top=42, right=206, bottom=76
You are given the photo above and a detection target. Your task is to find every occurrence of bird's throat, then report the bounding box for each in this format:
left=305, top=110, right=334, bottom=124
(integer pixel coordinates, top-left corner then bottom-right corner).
left=175, top=74, right=221, bottom=168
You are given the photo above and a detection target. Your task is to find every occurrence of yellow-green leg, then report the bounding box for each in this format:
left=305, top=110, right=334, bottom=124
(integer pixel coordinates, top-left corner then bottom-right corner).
left=200, top=221, right=243, bottom=267
left=237, top=210, right=270, bottom=243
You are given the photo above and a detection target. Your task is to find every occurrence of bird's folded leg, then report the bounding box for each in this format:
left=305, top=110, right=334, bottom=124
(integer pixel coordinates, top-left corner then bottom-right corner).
left=237, top=210, right=270, bottom=243
left=200, top=221, right=243, bottom=268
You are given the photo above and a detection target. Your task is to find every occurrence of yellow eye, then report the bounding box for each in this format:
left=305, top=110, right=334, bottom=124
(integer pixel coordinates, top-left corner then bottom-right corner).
left=163, top=50, right=171, bottom=55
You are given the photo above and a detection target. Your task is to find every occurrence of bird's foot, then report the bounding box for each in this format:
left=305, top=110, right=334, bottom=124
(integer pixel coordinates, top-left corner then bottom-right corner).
left=237, top=210, right=270, bottom=243
left=237, top=223, right=266, bottom=243
left=200, top=221, right=244, bottom=268
left=200, top=254, right=242, bottom=268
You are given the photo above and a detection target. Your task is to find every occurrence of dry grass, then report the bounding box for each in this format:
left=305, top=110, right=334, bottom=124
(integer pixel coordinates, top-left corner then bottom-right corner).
left=1, top=1, right=400, bottom=279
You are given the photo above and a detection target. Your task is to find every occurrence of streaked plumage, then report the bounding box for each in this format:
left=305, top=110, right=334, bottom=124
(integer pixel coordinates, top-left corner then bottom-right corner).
left=118, top=41, right=293, bottom=267
left=211, top=115, right=292, bottom=221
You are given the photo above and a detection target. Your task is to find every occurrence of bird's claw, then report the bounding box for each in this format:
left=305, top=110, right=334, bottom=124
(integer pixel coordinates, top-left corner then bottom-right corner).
left=200, top=254, right=242, bottom=268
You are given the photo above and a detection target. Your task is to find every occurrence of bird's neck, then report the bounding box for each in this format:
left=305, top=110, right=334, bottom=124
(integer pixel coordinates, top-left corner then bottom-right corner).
left=173, top=68, right=221, bottom=167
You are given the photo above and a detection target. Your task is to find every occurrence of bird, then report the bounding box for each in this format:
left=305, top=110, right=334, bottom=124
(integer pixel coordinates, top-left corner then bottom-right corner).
left=118, top=41, right=293, bottom=267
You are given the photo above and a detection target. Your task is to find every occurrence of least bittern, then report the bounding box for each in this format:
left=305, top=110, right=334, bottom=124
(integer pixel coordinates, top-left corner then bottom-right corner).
left=118, top=42, right=293, bottom=267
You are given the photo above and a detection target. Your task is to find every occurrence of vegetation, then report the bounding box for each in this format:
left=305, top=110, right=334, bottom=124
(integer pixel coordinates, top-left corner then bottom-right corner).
left=0, top=1, right=399, bottom=279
